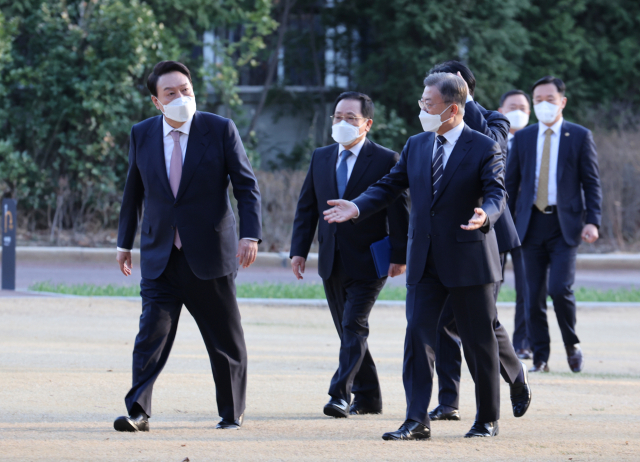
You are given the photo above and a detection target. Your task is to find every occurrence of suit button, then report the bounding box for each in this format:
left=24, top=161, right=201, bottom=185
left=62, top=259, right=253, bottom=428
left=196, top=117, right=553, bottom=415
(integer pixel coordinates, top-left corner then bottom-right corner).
left=431, top=211, right=435, bottom=216
left=427, top=234, right=431, bottom=239
left=171, top=225, right=175, bottom=230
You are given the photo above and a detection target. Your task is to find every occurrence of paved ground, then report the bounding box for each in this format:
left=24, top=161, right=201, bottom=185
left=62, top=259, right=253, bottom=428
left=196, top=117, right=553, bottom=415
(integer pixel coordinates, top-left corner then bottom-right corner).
left=0, top=298, right=638, bottom=461
left=4, top=260, right=640, bottom=292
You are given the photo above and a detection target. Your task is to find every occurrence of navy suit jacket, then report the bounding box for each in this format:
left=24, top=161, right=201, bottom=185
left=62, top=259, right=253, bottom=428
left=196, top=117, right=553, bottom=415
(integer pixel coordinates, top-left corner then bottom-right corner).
left=464, top=100, right=520, bottom=253
left=506, top=121, right=602, bottom=247
left=290, top=139, right=409, bottom=280
left=353, top=125, right=505, bottom=287
left=117, top=111, right=262, bottom=280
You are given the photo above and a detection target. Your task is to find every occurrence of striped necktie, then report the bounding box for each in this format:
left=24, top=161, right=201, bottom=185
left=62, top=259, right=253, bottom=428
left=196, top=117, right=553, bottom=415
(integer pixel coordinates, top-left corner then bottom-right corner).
left=432, top=135, right=446, bottom=197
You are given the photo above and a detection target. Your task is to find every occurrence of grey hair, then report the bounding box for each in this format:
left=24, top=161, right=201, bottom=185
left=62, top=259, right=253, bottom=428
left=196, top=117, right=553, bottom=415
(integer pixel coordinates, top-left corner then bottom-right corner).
left=423, top=72, right=467, bottom=116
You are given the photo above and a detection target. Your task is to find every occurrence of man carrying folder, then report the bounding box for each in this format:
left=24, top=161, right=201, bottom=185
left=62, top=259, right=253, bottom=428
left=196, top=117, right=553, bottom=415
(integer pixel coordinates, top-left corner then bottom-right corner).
left=290, top=92, right=409, bottom=418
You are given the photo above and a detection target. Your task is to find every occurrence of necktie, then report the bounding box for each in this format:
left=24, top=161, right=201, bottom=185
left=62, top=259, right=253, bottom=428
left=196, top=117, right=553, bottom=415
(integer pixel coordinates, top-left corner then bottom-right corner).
left=336, top=150, right=352, bottom=198
left=169, top=130, right=183, bottom=249
left=535, top=128, right=553, bottom=212
left=432, top=135, right=446, bottom=197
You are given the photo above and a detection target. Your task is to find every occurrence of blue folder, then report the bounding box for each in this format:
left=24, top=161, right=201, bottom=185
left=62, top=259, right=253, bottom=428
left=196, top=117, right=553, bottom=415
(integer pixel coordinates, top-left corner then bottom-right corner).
left=370, top=236, right=392, bottom=278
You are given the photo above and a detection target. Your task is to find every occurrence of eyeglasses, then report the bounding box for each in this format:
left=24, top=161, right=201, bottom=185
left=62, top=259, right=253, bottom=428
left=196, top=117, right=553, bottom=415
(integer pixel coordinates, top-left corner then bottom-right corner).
left=330, top=115, right=368, bottom=126
left=418, top=100, right=452, bottom=112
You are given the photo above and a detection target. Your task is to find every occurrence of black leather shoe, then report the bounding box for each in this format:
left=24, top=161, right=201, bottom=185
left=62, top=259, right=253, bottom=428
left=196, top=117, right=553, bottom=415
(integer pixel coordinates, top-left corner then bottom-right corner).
left=510, top=362, right=532, bottom=418
left=428, top=405, right=461, bottom=421
left=529, top=361, right=549, bottom=373
left=382, top=420, right=431, bottom=441
left=323, top=398, right=349, bottom=418
left=566, top=344, right=583, bottom=372
left=113, top=411, right=149, bottom=432
left=516, top=348, right=533, bottom=360
left=216, top=413, right=243, bottom=429
left=464, top=420, right=499, bottom=438
left=349, top=403, right=382, bottom=415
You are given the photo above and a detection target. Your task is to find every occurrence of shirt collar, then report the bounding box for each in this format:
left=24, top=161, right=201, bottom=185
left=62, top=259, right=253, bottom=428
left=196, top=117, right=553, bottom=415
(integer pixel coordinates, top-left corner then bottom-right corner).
left=162, top=113, right=194, bottom=138
left=508, top=132, right=515, bottom=142
left=338, top=136, right=367, bottom=157
left=439, top=121, right=465, bottom=146
left=538, top=117, right=563, bottom=137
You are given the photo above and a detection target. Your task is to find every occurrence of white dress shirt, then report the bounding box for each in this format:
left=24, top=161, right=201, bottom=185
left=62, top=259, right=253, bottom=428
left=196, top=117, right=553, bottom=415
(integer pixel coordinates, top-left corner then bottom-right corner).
left=337, top=136, right=366, bottom=181
left=508, top=132, right=514, bottom=152
left=432, top=120, right=465, bottom=169
left=117, top=115, right=257, bottom=252
left=534, top=118, right=563, bottom=206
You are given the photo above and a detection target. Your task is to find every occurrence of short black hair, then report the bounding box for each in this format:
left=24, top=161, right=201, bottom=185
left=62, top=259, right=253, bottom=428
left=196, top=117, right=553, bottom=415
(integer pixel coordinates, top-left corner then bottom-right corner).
left=500, top=89, right=531, bottom=107
left=147, top=61, right=192, bottom=97
left=428, top=61, right=476, bottom=97
left=333, top=91, right=375, bottom=119
left=531, top=75, right=565, bottom=95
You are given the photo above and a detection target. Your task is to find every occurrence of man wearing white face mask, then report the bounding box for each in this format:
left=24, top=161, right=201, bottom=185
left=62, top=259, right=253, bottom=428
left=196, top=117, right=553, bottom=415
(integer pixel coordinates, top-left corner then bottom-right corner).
left=498, top=89, right=533, bottom=360
left=506, top=76, right=602, bottom=374
left=114, top=61, right=262, bottom=432
left=290, top=92, right=409, bottom=418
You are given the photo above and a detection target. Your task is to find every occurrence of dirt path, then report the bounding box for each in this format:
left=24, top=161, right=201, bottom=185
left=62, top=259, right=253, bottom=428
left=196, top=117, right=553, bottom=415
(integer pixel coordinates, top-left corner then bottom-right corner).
left=0, top=298, right=638, bottom=461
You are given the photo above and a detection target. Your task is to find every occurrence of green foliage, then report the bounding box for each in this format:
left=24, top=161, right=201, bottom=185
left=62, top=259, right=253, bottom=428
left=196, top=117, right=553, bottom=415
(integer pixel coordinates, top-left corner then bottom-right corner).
left=368, top=103, right=410, bottom=154
left=29, top=280, right=640, bottom=302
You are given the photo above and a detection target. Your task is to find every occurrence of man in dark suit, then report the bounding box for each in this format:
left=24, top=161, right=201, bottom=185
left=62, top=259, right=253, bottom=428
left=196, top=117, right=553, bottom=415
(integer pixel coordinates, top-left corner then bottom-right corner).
left=499, top=89, right=533, bottom=359
left=506, top=76, right=602, bottom=373
left=324, top=73, right=506, bottom=439
left=421, top=62, right=529, bottom=424
left=114, top=61, right=262, bottom=432
left=290, top=92, right=409, bottom=418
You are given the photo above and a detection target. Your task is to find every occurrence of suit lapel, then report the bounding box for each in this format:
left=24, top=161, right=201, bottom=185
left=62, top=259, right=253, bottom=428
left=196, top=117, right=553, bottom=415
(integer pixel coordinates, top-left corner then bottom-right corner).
left=525, top=125, right=539, bottom=194
left=343, top=139, right=374, bottom=199
left=556, top=121, right=570, bottom=182
left=176, top=111, right=211, bottom=201
left=147, top=116, right=174, bottom=199
left=327, top=145, right=340, bottom=198
left=422, top=132, right=435, bottom=199
left=432, top=125, right=472, bottom=206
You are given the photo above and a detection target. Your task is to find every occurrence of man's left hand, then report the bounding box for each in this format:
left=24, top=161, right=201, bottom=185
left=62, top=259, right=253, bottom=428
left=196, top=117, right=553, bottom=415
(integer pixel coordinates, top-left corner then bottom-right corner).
left=388, top=263, right=406, bottom=278
left=237, top=239, right=258, bottom=268
left=581, top=224, right=599, bottom=244
left=461, top=208, right=487, bottom=231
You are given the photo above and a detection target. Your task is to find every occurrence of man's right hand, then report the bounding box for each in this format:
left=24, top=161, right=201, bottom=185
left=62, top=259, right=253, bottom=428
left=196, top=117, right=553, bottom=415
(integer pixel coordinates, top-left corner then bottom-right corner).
left=117, top=251, right=132, bottom=276
left=291, top=256, right=306, bottom=280
left=323, top=200, right=358, bottom=223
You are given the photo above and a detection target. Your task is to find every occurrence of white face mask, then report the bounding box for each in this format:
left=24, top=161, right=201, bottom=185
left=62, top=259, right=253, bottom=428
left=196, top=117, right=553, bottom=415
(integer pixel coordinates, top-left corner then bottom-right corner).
left=419, top=104, right=452, bottom=133
left=534, top=101, right=560, bottom=125
left=157, top=95, right=197, bottom=122
left=505, top=109, right=530, bottom=130
left=331, top=120, right=367, bottom=146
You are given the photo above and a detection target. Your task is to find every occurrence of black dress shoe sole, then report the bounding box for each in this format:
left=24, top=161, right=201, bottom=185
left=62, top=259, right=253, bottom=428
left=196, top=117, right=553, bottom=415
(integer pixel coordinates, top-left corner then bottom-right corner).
left=381, top=432, right=430, bottom=441
left=216, top=424, right=241, bottom=430
left=464, top=427, right=499, bottom=438
left=429, top=413, right=461, bottom=421
left=349, top=408, right=382, bottom=415
left=324, top=405, right=348, bottom=418
left=114, top=417, right=149, bottom=432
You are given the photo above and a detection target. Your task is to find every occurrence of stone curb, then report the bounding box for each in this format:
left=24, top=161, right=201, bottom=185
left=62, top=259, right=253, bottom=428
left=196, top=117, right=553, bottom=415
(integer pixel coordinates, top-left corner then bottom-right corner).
left=3, top=247, right=640, bottom=270
left=10, top=291, right=640, bottom=309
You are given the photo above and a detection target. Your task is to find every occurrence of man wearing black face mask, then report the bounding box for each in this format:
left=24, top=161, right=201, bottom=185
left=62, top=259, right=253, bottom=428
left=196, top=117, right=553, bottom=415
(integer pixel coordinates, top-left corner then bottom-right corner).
left=290, top=92, right=409, bottom=419
left=424, top=61, right=531, bottom=426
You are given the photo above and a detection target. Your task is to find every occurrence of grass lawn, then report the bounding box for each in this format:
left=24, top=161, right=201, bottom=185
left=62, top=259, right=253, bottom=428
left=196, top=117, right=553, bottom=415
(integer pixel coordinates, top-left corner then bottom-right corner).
left=28, top=281, right=640, bottom=302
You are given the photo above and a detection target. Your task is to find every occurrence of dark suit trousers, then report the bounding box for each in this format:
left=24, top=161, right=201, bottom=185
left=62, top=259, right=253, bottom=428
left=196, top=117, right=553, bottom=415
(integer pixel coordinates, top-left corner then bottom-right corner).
left=435, top=253, right=522, bottom=409
left=125, top=246, right=247, bottom=421
left=404, top=250, right=500, bottom=428
left=323, top=252, right=386, bottom=410
left=522, top=209, right=580, bottom=364
left=511, top=246, right=530, bottom=350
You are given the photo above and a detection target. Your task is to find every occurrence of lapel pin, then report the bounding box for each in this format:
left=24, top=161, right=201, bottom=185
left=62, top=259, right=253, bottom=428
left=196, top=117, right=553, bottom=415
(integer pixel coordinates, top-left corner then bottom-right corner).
left=565, top=132, right=570, bottom=137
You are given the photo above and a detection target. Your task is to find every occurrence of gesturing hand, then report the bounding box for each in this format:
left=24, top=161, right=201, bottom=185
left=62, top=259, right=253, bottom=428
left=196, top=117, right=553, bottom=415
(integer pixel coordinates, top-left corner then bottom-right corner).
left=237, top=239, right=258, bottom=268
left=581, top=224, right=599, bottom=244
left=116, top=251, right=132, bottom=276
left=460, top=208, right=487, bottom=231
left=323, top=200, right=358, bottom=223
left=291, top=256, right=306, bottom=280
